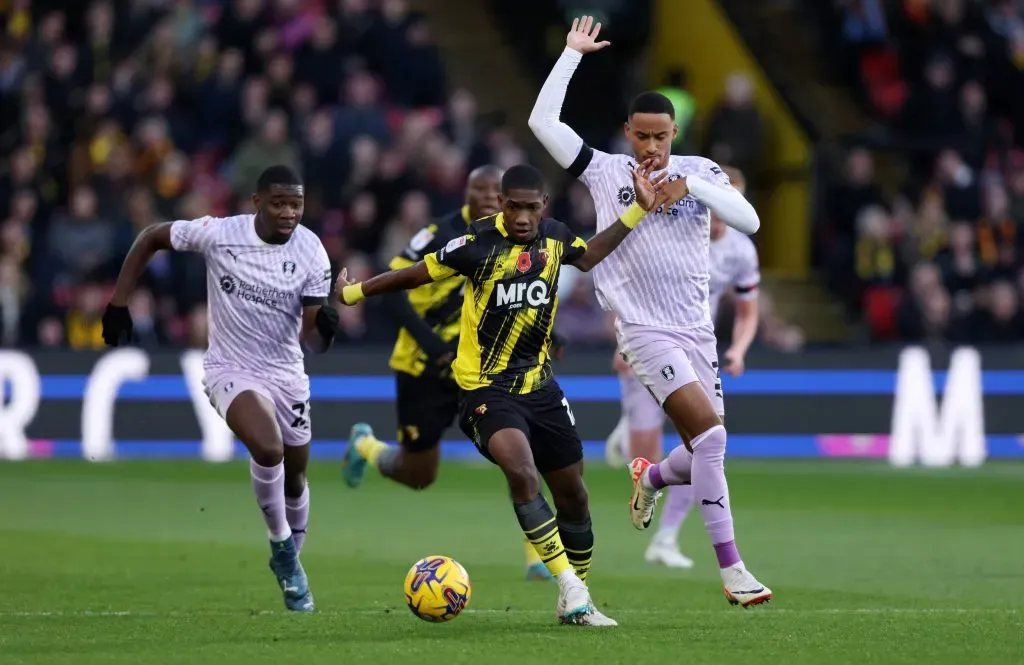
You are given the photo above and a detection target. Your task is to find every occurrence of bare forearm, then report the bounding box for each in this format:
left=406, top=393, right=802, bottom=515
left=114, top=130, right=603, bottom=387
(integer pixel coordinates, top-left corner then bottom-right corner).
left=574, top=203, right=646, bottom=272
left=576, top=221, right=632, bottom=272
left=110, top=223, right=173, bottom=306
left=731, top=302, right=759, bottom=355
left=341, top=262, right=434, bottom=305
left=363, top=263, right=433, bottom=297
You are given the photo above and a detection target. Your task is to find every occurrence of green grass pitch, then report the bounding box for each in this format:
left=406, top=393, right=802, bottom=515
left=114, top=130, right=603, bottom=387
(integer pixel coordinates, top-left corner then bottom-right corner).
left=1, top=459, right=1022, bottom=664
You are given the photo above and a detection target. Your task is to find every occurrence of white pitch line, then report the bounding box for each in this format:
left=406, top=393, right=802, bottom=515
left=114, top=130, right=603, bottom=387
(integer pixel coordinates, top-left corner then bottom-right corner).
left=1, top=608, right=1019, bottom=618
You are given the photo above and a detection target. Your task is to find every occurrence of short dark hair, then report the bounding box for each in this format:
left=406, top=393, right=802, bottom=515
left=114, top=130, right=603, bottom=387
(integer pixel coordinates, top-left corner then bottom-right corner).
left=628, top=92, right=676, bottom=119
left=501, top=164, right=546, bottom=195
left=256, top=165, right=303, bottom=192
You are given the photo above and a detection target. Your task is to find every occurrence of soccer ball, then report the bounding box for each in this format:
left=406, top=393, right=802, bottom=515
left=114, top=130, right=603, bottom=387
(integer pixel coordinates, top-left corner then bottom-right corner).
left=403, top=555, right=472, bottom=622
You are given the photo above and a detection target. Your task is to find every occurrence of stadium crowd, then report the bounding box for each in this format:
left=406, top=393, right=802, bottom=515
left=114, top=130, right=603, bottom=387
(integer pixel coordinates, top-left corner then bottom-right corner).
left=0, top=0, right=796, bottom=352
left=820, top=0, right=1024, bottom=342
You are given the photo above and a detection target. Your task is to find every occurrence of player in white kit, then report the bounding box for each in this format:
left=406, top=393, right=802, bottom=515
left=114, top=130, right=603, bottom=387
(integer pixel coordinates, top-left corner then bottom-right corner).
left=529, top=16, right=772, bottom=607
left=101, top=165, right=336, bottom=613
left=604, top=166, right=761, bottom=570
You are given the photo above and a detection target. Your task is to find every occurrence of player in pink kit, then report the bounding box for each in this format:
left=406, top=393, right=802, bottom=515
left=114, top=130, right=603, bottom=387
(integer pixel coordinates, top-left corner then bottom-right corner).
left=101, top=166, right=336, bottom=613
left=605, top=166, right=761, bottom=571
left=529, top=17, right=772, bottom=606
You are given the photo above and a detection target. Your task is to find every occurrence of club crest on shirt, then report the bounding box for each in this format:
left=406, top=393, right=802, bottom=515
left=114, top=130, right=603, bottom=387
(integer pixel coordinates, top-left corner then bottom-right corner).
left=516, top=251, right=532, bottom=272
left=538, top=248, right=550, bottom=266
left=661, top=365, right=675, bottom=381
left=282, top=260, right=296, bottom=275
left=617, top=185, right=636, bottom=207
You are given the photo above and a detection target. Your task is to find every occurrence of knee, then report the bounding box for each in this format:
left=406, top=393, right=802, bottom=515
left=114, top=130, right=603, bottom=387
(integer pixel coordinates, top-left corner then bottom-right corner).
left=408, top=465, right=439, bottom=491
left=504, top=462, right=541, bottom=501
left=553, top=483, right=589, bottom=522
left=249, top=439, right=284, bottom=467
left=284, top=469, right=307, bottom=498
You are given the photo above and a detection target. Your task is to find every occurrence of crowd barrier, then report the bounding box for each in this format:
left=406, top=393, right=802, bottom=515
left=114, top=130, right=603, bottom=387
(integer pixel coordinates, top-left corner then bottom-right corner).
left=0, top=346, right=1020, bottom=466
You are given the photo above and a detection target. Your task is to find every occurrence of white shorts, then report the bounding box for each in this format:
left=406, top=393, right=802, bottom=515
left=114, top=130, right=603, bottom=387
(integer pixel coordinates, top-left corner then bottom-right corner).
left=203, top=370, right=313, bottom=446
left=619, top=370, right=666, bottom=431
left=615, top=320, right=724, bottom=416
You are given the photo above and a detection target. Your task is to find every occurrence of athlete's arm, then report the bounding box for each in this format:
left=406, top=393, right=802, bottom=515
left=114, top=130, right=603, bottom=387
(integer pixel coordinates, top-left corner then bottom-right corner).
left=724, top=297, right=758, bottom=377
left=688, top=176, right=760, bottom=235
left=571, top=210, right=640, bottom=272
left=528, top=17, right=609, bottom=169
left=382, top=291, right=452, bottom=359
left=571, top=162, right=661, bottom=272
left=337, top=262, right=435, bottom=305
left=109, top=222, right=175, bottom=306
left=300, top=244, right=339, bottom=353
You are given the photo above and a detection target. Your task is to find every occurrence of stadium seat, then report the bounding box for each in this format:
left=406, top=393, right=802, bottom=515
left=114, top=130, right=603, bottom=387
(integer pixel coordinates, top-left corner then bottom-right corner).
left=863, top=285, right=901, bottom=340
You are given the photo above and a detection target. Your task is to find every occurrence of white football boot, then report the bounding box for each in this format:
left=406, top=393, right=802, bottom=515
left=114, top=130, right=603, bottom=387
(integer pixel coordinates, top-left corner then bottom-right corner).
left=645, top=530, right=694, bottom=569
left=604, top=415, right=628, bottom=467
left=556, top=574, right=618, bottom=626
left=721, top=562, right=773, bottom=607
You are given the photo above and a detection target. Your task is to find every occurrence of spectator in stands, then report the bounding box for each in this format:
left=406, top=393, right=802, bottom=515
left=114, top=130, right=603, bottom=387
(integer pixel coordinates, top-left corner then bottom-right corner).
left=704, top=72, right=764, bottom=184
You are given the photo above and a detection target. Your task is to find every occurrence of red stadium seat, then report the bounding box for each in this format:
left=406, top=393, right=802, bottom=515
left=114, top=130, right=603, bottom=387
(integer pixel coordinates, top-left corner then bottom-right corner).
left=863, top=285, right=901, bottom=340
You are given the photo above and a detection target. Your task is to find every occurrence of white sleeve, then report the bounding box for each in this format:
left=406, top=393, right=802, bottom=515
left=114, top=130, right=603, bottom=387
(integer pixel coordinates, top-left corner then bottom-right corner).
left=528, top=47, right=587, bottom=171
left=169, top=216, right=218, bottom=253
left=687, top=171, right=761, bottom=235
left=733, top=238, right=761, bottom=299
left=302, top=242, right=333, bottom=303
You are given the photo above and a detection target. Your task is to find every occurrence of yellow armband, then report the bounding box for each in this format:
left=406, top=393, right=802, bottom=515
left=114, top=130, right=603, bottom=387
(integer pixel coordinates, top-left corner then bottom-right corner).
left=341, top=283, right=365, bottom=305
left=620, top=202, right=646, bottom=229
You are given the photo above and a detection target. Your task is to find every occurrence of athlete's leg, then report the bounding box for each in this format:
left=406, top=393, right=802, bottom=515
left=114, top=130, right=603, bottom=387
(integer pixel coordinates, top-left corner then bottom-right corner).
left=344, top=373, right=454, bottom=490
left=622, top=325, right=771, bottom=607
left=211, top=375, right=313, bottom=613
left=621, top=372, right=694, bottom=568
left=283, top=444, right=310, bottom=554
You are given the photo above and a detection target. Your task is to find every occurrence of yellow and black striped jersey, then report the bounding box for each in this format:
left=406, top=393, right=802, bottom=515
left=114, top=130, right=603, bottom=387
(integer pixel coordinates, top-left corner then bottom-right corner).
left=388, top=206, right=474, bottom=377
left=423, top=213, right=587, bottom=394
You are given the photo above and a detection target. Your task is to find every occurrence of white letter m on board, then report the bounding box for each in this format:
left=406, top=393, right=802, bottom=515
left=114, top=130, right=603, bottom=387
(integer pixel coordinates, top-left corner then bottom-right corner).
left=889, top=347, right=986, bottom=468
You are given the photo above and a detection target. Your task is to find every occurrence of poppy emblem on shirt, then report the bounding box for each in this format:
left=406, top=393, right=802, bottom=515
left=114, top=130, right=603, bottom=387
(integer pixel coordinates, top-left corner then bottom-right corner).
left=516, top=251, right=532, bottom=273
left=617, top=185, right=636, bottom=207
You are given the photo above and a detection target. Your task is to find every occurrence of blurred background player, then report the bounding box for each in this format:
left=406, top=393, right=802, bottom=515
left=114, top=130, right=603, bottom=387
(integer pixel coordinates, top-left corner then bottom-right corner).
left=100, top=165, right=336, bottom=613
left=603, top=165, right=761, bottom=570
left=336, top=163, right=663, bottom=626
left=529, top=16, right=771, bottom=607
left=340, top=165, right=558, bottom=579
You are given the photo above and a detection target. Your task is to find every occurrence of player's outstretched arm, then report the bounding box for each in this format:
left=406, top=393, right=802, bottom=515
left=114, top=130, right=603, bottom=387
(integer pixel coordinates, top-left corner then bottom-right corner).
left=336, top=262, right=435, bottom=306
left=103, top=222, right=177, bottom=346
left=109, top=223, right=174, bottom=307
left=527, top=15, right=609, bottom=169
left=572, top=162, right=663, bottom=272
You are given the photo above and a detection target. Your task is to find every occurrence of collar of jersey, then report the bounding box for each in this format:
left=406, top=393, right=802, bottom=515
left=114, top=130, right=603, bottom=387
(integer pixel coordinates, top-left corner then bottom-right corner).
left=494, top=212, right=509, bottom=238
left=461, top=205, right=472, bottom=224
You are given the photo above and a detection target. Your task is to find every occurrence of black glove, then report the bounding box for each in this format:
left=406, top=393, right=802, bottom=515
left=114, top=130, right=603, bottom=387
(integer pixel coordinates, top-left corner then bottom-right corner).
left=101, top=304, right=134, bottom=347
left=315, top=305, right=340, bottom=341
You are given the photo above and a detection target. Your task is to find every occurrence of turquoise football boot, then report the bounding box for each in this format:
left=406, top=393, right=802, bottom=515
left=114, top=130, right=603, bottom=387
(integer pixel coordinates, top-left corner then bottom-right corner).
left=267, top=535, right=314, bottom=612
left=342, top=422, right=373, bottom=488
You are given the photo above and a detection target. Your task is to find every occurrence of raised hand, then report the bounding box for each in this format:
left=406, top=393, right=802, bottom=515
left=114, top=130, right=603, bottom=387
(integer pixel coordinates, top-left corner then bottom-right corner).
left=566, top=15, right=610, bottom=54
left=631, top=160, right=668, bottom=211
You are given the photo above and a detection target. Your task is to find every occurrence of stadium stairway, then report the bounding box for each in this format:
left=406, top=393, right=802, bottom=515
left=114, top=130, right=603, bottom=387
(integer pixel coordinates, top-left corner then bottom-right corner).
left=408, top=0, right=554, bottom=179
left=715, top=0, right=908, bottom=343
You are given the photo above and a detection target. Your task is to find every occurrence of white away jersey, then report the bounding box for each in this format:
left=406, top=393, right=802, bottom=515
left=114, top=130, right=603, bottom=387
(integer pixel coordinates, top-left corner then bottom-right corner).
left=570, top=149, right=733, bottom=329
left=170, top=214, right=332, bottom=381
left=709, top=226, right=760, bottom=319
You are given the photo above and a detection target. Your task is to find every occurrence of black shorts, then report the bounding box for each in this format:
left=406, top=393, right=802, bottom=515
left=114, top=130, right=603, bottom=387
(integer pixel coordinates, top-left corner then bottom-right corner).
left=394, top=372, right=460, bottom=452
left=458, top=379, right=583, bottom=474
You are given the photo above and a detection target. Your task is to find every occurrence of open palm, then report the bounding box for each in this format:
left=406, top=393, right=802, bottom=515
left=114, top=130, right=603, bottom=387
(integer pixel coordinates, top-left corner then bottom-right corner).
left=566, top=15, right=610, bottom=54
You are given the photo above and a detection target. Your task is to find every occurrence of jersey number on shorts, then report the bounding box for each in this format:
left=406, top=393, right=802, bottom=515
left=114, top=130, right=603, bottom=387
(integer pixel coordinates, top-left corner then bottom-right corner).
left=290, top=401, right=311, bottom=430
left=561, top=397, right=576, bottom=426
